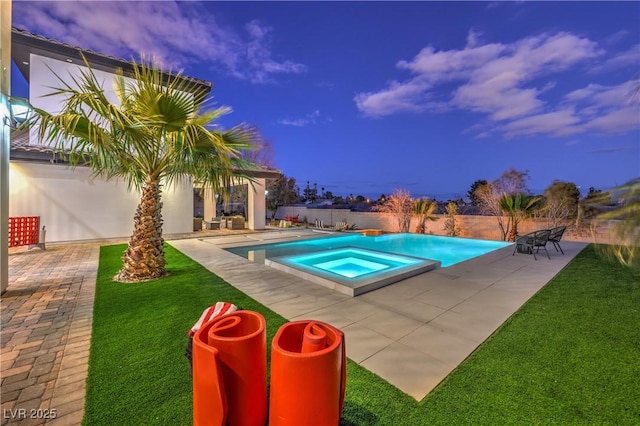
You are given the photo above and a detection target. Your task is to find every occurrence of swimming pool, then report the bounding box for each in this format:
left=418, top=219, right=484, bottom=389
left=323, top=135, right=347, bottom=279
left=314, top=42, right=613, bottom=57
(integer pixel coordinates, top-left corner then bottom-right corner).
left=227, top=233, right=510, bottom=267
left=225, top=233, right=511, bottom=296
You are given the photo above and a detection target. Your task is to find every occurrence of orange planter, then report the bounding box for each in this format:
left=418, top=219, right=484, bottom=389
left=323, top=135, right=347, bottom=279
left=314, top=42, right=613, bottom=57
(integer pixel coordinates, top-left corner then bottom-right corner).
left=269, top=320, right=346, bottom=426
left=192, top=310, right=267, bottom=426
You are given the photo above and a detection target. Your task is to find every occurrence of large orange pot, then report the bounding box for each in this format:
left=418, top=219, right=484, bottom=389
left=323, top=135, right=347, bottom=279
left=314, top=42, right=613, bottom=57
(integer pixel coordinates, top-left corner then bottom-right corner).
left=192, top=310, right=267, bottom=426
left=269, top=320, right=346, bottom=426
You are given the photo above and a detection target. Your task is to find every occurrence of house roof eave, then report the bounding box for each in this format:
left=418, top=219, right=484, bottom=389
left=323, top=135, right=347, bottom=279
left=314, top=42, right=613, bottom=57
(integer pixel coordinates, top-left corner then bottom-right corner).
left=11, top=27, right=213, bottom=97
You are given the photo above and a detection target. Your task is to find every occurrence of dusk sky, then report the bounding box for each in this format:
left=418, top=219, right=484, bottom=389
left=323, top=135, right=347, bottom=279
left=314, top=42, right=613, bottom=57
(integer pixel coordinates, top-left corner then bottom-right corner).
left=12, top=1, right=640, bottom=200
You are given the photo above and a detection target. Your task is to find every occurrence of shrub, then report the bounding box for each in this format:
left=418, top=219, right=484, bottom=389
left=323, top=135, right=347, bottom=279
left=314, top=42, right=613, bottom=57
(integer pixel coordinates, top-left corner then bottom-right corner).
left=444, top=202, right=460, bottom=236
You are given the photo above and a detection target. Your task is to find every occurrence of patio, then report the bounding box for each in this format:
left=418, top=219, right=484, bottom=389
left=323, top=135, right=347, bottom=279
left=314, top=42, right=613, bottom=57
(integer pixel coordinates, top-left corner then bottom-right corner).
left=1, top=230, right=586, bottom=424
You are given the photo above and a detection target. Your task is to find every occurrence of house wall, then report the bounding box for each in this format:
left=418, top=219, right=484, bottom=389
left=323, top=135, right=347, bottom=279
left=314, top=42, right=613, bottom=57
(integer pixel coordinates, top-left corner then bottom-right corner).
left=28, top=53, right=135, bottom=147
left=9, top=162, right=192, bottom=243
left=9, top=53, right=194, bottom=243
left=30, top=53, right=127, bottom=111
left=275, top=206, right=624, bottom=245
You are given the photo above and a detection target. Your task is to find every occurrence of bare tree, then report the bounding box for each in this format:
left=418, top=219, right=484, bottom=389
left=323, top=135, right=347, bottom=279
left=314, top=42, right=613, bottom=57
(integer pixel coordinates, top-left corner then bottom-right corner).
left=543, top=181, right=580, bottom=228
left=493, top=168, right=530, bottom=195
left=238, top=125, right=276, bottom=169
left=476, top=183, right=509, bottom=240
left=266, top=175, right=299, bottom=220
left=375, top=189, right=413, bottom=232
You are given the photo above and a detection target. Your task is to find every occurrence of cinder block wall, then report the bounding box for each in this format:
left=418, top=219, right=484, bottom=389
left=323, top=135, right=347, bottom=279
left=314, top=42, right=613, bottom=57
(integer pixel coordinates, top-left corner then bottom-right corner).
left=275, top=206, right=624, bottom=244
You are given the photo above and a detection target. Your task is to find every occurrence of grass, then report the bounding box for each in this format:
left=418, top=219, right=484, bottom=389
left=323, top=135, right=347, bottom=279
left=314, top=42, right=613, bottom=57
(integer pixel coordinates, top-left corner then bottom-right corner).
left=84, top=244, right=640, bottom=425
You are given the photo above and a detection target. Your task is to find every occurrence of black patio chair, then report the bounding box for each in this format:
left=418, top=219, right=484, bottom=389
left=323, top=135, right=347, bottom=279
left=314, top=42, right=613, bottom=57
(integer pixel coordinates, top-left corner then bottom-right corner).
left=513, top=229, right=551, bottom=260
left=547, top=225, right=567, bottom=255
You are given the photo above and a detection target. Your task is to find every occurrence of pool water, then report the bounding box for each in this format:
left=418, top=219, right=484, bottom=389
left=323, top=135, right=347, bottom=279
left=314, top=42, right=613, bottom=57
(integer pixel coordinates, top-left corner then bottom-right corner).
left=286, top=248, right=422, bottom=278
left=227, top=233, right=510, bottom=268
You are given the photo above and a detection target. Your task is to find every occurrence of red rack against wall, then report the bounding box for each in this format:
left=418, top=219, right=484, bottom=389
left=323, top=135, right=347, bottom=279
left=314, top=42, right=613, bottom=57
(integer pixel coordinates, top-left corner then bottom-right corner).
left=8, top=216, right=40, bottom=248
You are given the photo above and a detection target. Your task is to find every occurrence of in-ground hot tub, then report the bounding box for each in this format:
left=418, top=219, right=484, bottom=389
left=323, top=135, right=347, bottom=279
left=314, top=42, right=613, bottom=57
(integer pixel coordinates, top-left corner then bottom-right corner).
left=265, top=247, right=439, bottom=296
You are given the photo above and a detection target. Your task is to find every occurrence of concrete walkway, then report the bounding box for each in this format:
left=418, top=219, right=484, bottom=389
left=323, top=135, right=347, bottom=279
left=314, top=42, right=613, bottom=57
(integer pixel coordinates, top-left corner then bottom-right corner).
left=1, top=232, right=586, bottom=424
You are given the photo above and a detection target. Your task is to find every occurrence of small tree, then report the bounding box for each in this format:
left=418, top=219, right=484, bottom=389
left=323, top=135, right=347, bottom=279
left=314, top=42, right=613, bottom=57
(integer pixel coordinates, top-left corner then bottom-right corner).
left=375, top=189, right=413, bottom=233
left=500, top=193, right=540, bottom=241
left=28, top=56, right=256, bottom=282
left=477, top=168, right=531, bottom=241
left=494, top=168, right=530, bottom=195
left=543, top=181, right=580, bottom=228
left=476, top=182, right=509, bottom=240
left=412, top=198, right=437, bottom=234
left=468, top=179, right=488, bottom=206
left=266, top=174, right=299, bottom=220
left=444, top=201, right=460, bottom=236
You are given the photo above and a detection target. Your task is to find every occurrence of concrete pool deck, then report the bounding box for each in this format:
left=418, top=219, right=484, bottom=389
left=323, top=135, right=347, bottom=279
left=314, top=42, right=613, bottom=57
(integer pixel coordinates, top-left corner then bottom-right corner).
left=172, top=231, right=587, bottom=400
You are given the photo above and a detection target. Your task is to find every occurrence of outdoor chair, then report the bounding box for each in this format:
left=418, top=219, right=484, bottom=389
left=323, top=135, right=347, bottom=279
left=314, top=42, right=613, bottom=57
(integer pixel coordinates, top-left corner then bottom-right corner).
left=513, top=229, right=551, bottom=260
left=334, top=221, right=347, bottom=231
left=315, top=219, right=326, bottom=229
left=547, top=225, right=567, bottom=255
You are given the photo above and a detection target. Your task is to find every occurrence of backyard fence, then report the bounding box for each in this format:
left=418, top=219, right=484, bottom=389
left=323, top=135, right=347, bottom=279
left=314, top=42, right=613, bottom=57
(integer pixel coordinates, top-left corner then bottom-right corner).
left=274, top=206, right=624, bottom=245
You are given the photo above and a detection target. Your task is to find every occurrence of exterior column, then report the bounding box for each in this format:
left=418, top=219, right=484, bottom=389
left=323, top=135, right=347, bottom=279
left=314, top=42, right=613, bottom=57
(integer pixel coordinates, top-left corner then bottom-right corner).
left=203, top=187, right=217, bottom=222
left=248, top=178, right=265, bottom=230
left=1, top=0, right=12, bottom=294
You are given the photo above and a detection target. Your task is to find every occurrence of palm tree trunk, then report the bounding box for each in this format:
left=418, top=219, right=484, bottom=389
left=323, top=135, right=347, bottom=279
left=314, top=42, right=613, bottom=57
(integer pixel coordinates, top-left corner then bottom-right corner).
left=116, top=179, right=167, bottom=282
left=508, top=222, right=518, bottom=242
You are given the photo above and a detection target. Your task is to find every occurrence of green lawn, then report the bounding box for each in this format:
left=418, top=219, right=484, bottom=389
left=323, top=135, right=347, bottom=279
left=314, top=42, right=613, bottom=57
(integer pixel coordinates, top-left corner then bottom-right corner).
left=84, top=244, right=639, bottom=425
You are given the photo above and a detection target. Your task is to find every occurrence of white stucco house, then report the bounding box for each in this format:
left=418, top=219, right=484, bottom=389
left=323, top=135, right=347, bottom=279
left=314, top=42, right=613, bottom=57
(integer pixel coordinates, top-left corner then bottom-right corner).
left=9, top=27, right=279, bottom=243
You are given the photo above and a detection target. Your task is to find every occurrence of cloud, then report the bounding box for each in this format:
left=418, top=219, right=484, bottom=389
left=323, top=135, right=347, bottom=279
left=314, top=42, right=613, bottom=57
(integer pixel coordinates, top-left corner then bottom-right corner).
left=563, top=80, right=640, bottom=134
left=13, top=1, right=306, bottom=83
left=589, top=44, right=640, bottom=73
left=354, top=29, right=640, bottom=138
left=354, top=79, right=433, bottom=116
left=500, top=108, right=582, bottom=138
left=278, top=110, right=328, bottom=127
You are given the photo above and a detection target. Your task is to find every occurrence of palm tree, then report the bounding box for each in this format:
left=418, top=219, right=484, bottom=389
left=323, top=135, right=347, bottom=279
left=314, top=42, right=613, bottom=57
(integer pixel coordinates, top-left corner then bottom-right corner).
left=412, top=198, right=437, bottom=234
left=28, top=57, right=256, bottom=282
left=500, top=193, right=540, bottom=241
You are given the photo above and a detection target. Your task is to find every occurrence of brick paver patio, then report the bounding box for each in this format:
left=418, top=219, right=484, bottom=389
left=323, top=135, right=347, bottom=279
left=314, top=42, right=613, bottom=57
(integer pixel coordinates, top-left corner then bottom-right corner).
left=1, top=244, right=98, bottom=425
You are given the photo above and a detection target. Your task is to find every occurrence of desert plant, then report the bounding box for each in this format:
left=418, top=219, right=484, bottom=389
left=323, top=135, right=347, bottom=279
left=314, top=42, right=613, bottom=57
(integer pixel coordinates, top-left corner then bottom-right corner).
left=500, top=193, right=541, bottom=241
left=412, top=198, right=437, bottom=234
left=375, top=189, right=413, bottom=232
left=444, top=201, right=460, bottom=237
left=27, top=56, right=256, bottom=282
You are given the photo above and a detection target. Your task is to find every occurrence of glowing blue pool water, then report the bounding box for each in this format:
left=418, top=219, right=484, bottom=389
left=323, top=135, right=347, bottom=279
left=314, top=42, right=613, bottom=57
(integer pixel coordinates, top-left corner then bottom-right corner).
left=227, top=233, right=510, bottom=268
left=286, top=248, right=421, bottom=278
left=226, top=234, right=511, bottom=296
